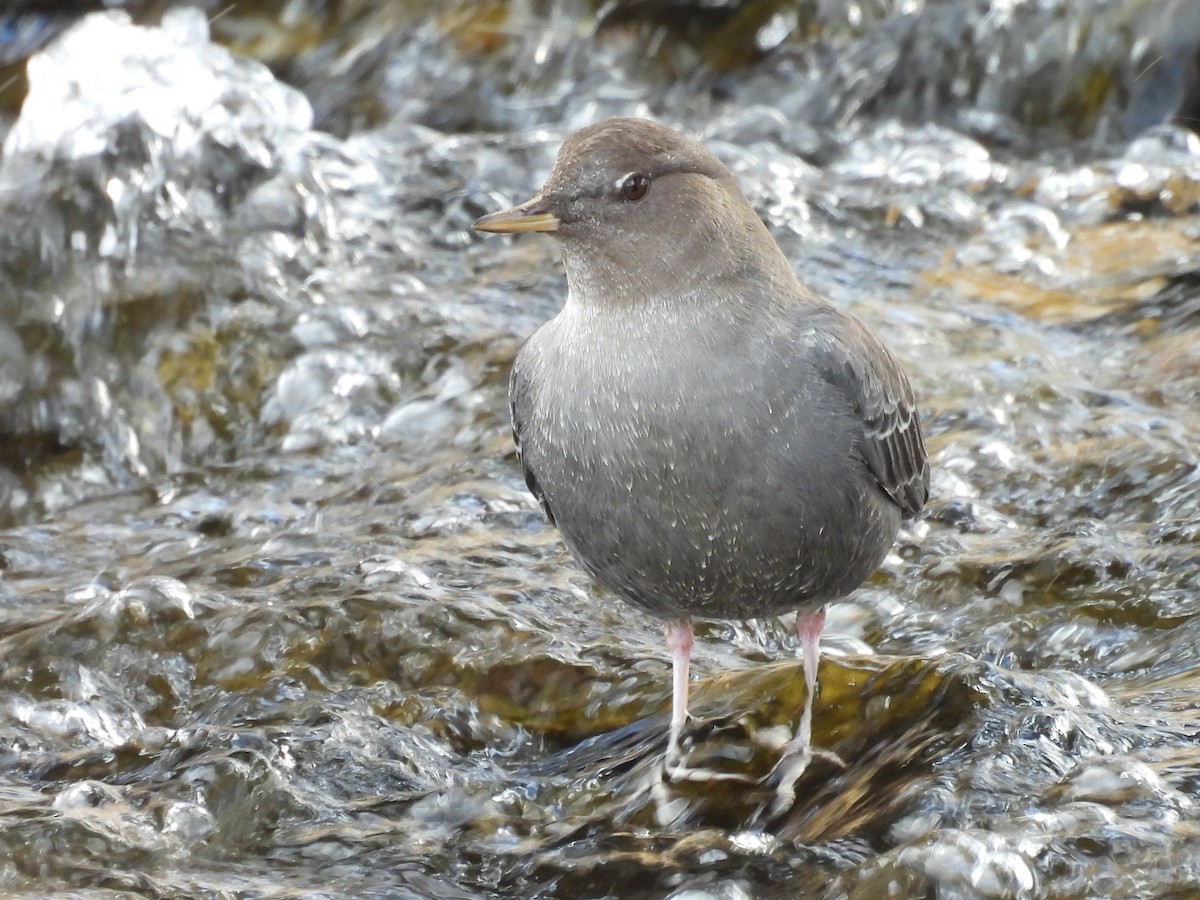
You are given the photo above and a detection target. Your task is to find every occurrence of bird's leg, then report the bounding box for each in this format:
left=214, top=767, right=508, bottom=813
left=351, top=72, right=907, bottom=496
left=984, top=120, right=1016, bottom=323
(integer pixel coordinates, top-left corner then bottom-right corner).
left=655, top=619, right=755, bottom=790
left=767, top=606, right=844, bottom=817
left=650, top=619, right=702, bottom=820
left=794, top=607, right=824, bottom=754
left=664, top=618, right=693, bottom=765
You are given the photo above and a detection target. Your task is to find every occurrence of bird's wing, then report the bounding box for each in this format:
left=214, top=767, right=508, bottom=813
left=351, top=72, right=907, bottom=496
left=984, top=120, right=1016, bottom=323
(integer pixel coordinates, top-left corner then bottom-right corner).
left=509, top=364, right=556, bottom=526
left=809, top=313, right=930, bottom=519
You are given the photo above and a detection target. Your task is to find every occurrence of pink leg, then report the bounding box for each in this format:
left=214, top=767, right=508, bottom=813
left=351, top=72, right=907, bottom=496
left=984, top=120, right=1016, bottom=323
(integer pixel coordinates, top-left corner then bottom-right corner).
left=794, top=606, right=826, bottom=750
left=656, top=620, right=757, bottom=791
left=664, top=619, right=693, bottom=760
left=764, top=606, right=830, bottom=816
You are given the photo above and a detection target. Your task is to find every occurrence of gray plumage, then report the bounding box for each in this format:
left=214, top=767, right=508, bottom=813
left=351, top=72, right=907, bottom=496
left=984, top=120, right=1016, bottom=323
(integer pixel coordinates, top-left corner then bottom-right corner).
left=496, top=118, right=927, bottom=620
left=475, top=117, right=928, bottom=777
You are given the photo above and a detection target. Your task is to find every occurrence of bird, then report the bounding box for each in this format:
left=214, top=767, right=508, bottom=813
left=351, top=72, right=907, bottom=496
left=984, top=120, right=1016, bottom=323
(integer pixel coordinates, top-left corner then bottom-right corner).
left=473, top=117, right=928, bottom=792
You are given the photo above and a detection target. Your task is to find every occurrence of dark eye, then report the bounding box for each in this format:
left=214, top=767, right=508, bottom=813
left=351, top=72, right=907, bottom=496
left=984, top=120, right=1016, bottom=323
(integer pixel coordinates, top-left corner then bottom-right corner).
left=621, top=173, right=650, bottom=202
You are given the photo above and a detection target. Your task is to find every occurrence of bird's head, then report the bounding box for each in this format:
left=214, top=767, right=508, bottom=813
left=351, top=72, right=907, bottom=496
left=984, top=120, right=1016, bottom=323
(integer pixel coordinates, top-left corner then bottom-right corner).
left=475, top=118, right=787, bottom=306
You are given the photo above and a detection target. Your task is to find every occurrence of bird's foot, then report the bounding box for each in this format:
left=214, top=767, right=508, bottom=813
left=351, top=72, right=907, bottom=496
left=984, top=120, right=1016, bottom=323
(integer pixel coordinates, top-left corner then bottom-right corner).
left=762, top=740, right=845, bottom=819
left=661, top=754, right=757, bottom=784
left=648, top=746, right=755, bottom=826
left=662, top=719, right=756, bottom=786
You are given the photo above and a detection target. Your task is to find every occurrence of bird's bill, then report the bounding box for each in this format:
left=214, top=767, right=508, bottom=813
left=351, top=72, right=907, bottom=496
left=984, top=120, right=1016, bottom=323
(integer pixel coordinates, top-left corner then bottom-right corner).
left=473, top=195, right=560, bottom=233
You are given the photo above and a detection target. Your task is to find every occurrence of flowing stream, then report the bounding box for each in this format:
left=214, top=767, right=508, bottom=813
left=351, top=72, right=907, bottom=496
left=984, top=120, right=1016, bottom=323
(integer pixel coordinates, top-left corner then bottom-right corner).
left=1, top=3, right=1200, bottom=897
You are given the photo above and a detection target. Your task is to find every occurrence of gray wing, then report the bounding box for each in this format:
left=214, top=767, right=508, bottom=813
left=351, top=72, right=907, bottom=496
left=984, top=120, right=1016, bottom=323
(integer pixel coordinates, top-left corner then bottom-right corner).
left=509, top=364, right=556, bottom=526
left=811, top=312, right=930, bottom=519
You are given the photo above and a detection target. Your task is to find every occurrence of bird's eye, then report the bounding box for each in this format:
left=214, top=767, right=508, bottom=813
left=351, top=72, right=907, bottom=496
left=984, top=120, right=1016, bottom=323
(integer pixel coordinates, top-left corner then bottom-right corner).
left=621, top=173, right=650, bottom=202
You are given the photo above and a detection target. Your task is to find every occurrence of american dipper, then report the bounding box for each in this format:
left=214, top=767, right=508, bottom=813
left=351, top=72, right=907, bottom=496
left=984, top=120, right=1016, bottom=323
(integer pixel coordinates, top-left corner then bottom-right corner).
left=474, top=118, right=928, bottom=783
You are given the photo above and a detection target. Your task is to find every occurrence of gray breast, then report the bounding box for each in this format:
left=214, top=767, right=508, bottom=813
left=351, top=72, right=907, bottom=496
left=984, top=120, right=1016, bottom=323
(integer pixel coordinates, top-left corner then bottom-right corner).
left=509, top=302, right=913, bottom=621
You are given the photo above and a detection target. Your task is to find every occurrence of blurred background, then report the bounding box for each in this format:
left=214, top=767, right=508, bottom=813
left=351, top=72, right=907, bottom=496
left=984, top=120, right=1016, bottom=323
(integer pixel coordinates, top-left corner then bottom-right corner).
left=0, top=1, right=1199, bottom=897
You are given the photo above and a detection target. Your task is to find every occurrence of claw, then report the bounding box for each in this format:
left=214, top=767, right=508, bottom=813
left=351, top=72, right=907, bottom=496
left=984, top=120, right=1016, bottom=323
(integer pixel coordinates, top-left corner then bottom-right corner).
left=663, top=725, right=757, bottom=784
left=649, top=743, right=756, bottom=827
left=763, top=740, right=845, bottom=818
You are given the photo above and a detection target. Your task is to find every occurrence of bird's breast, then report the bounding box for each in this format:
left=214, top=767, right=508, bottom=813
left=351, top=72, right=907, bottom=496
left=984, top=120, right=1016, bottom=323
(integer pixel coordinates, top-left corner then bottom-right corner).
left=512, top=306, right=899, bottom=619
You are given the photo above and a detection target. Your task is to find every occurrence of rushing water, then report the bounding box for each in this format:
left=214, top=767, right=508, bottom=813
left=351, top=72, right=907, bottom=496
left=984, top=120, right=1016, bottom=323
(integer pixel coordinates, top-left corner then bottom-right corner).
left=1, top=2, right=1200, bottom=897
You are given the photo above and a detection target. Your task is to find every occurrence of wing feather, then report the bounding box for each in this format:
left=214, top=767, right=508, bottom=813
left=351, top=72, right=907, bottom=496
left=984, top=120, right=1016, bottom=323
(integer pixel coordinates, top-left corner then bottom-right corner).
left=509, top=364, right=556, bottom=526
left=811, top=315, right=929, bottom=519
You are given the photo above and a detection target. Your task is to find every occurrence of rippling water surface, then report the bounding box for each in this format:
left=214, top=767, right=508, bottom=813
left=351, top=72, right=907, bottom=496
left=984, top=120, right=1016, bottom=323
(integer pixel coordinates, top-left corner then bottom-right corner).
left=1, top=2, right=1200, bottom=897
